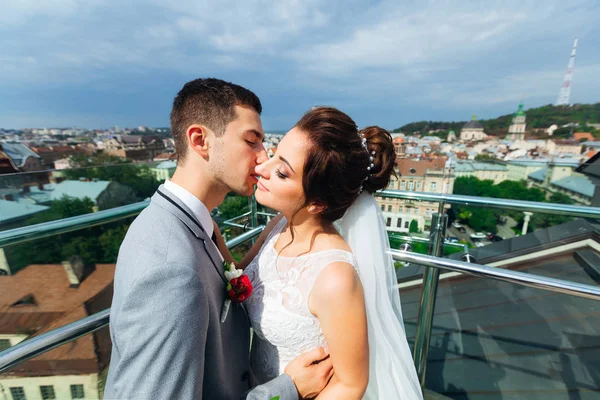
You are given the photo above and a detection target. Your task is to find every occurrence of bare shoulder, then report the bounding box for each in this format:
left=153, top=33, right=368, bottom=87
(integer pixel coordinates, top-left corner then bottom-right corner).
left=313, top=261, right=360, bottom=300
left=312, top=230, right=352, bottom=253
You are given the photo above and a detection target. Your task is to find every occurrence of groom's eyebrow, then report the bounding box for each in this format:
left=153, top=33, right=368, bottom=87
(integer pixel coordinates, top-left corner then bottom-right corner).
left=247, top=129, right=264, bottom=142
left=279, top=156, right=295, bottom=173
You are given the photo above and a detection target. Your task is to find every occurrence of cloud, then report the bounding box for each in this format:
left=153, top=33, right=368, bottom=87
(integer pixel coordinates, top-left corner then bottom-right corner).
left=0, top=0, right=598, bottom=128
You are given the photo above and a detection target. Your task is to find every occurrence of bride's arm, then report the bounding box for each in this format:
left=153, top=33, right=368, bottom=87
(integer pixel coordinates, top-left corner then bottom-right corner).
left=211, top=214, right=283, bottom=269
left=309, top=262, right=369, bottom=400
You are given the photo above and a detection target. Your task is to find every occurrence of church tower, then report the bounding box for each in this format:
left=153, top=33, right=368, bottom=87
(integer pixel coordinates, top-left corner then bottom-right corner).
left=508, top=102, right=526, bottom=140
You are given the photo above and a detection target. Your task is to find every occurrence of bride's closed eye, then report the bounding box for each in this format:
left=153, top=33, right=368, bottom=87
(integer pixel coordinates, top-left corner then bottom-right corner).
left=275, top=169, right=288, bottom=179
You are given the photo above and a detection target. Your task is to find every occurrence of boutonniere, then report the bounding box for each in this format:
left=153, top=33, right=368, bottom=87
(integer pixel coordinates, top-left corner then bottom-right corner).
left=220, top=261, right=253, bottom=323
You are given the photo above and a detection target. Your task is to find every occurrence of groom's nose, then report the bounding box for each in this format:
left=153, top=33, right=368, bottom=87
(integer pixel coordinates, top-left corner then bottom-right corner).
left=255, top=144, right=268, bottom=165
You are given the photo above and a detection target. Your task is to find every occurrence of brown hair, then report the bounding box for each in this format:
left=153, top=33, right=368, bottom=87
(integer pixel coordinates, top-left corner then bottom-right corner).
left=170, top=78, right=262, bottom=162
left=295, top=106, right=397, bottom=222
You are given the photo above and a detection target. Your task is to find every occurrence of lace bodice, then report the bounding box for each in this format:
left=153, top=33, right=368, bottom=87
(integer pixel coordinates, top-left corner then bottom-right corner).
left=245, top=217, right=357, bottom=383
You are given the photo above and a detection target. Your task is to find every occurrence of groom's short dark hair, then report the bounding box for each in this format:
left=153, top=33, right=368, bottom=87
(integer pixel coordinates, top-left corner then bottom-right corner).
left=170, top=78, right=262, bottom=161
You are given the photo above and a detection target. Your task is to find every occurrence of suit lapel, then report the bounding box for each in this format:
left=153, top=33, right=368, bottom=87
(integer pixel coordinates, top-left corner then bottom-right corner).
left=153, top=186, right=227, bottom=285
left=153, top=187, right=250, bottom=320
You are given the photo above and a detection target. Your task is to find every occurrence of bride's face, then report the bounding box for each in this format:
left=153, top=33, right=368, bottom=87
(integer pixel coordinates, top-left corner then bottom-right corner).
left=254, top=127, right=308, bottom=215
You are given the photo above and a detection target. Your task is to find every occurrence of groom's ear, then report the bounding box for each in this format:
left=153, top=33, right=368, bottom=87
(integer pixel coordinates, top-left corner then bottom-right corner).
left=187, top=124, right=211, bottom=159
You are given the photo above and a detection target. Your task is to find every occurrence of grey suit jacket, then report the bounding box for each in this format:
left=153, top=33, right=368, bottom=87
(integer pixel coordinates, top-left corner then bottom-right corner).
left=104, top=186, right=298, bottom=400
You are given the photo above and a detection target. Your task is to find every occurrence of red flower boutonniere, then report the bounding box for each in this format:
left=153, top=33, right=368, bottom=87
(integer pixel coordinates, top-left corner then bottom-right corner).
left=220, top=261, right=253, bottom=323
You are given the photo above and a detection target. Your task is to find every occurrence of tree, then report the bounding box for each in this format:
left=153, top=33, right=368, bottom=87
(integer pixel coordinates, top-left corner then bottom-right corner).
left=5, top=196, right=133, bottom=273
left=63, top=160, right=160, bottom=200
left=409, top=220, right=419, bottom=233
left=218, top=195, right=249, bottom=220
left=474, top=154, right=497, bottom=161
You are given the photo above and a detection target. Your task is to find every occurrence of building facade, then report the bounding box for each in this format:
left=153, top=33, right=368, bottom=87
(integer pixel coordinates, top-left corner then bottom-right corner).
left=377, top=158, right=454, bottom=233
left=454, top=160, right=508, bottom=184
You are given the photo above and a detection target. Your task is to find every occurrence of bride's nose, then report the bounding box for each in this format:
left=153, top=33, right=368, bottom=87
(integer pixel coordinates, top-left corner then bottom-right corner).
left=254, top=159, right=270, bottom=179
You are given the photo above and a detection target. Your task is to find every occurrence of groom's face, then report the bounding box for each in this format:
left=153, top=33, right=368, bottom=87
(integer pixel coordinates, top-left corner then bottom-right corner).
left=210, top=105, right=267, bottom=196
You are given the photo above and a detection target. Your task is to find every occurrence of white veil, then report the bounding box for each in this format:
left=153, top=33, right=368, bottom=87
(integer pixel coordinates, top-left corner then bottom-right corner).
left=335, top=192, right=423, bottom=400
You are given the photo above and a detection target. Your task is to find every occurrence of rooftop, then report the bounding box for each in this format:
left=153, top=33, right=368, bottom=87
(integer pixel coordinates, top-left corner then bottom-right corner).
left=0, top=264, right=115, bottom=376
left=50, top=180, right=111, bottom=202
left=454, top=161, right=507, bottom=172
left=551, top=175, right=594, bottom=198
left=0, top=143, right=40, bottom=168
left=0, top=200, right=49, bottom=224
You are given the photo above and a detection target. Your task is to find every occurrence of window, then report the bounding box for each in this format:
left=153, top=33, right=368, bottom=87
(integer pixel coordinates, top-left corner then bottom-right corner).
left=387, top=205, right=392, bottom=212
left=397, top=218, right=402, bottom=228
left=408, top=181, right=414, bottom=190
left=70, top=384, right=84, bottom=399
left=400, top=180, right=406, bottom=189
left=404, top=221, right=409, bottom=229
left=0, top=339, right=11, bottom=351
left=381, top=204, right=385, bottom=211
left=416, top=181, right=422, bottom=190
left=430, top=182, right=437, bottom=191
left=414, top=208, right=418, bottom=214
left=10, top=387, right=26, bottom=400
left=40, top=386, right=55, bottom=400
left=386, top=218, right=391, bottom=227
left=399, top=207, right=403, bottom=213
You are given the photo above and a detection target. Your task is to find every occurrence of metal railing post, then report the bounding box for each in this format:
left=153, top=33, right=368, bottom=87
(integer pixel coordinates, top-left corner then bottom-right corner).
left=248, top=195, right=258, bottom=244
left=412, top=202, right=448, bottom=387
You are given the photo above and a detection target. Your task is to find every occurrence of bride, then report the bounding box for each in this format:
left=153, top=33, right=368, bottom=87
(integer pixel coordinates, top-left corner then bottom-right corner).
left=217, top=106, right=422, bottom=399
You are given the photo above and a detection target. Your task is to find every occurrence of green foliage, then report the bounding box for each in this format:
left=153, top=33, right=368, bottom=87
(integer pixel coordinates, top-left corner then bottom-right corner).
left=69, top=153, right=128, bottom=167
left=5, top=196, right=133, bottom=273
left=218, top=195, right=249, bottom=220
left=452, top=176, right=575, bottom=233
left=474, top=154, right=497, bottom=161
left=63, top=156, right=160, bottom=200
left=25, top=196, right=95, bottom=225
left=409, top=220, right=419, bottom=233
left=394, top=102, right=600, bottom=136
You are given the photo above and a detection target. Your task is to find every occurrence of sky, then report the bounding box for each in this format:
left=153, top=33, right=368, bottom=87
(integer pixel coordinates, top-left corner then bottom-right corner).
left=1, top=0, right=599, bottom=131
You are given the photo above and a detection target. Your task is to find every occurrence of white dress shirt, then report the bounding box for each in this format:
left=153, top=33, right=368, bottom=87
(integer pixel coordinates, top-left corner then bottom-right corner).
left=164, top=179, right=214, bottom=239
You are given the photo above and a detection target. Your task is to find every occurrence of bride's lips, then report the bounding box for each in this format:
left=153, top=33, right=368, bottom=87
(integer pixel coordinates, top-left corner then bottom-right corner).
left=256, top=180, right=269, bottom=192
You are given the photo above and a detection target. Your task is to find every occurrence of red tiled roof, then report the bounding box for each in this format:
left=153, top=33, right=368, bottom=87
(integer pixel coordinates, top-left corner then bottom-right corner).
left=396, top=157, right=447, bottom=176
left=0, top=264, right=115, bottom=376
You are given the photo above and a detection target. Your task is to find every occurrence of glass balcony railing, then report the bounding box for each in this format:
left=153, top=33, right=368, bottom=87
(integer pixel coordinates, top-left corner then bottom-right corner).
left=2, top=186, right=600, bottom=399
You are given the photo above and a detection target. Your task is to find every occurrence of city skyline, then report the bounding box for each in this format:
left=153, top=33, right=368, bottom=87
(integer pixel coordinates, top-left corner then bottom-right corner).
left=1, top=0, right=600, bottom=130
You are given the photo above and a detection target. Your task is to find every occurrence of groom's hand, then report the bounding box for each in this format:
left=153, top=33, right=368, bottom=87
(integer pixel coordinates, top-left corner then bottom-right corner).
left=284, top=347, right=333, bottom=399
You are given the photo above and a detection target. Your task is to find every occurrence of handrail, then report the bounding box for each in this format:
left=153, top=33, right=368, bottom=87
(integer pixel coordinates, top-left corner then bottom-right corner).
left=380, top=189, right=600, bottom=218
left=0, top=228, right=264, bottom=374
left=0, top=310, right=110, bottom=374
left=0, top=200, right=150, bottom=248
left=3, top=243, right=600, bottom=373
left=391, top=250, right=600, bottom=301
left=3, top=189, right=599, bottom=249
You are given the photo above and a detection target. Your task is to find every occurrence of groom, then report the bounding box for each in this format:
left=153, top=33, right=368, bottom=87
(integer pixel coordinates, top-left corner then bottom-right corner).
left=104, top=78, right=333, bottom=399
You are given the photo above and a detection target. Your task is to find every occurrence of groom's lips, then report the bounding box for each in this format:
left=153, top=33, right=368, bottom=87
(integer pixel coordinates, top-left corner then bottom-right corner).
left=250, top=174, right=259, bottom=184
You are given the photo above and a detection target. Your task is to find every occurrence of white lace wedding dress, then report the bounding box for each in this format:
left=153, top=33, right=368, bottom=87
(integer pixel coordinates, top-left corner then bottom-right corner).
left=245, top=217, right=357, bottom=383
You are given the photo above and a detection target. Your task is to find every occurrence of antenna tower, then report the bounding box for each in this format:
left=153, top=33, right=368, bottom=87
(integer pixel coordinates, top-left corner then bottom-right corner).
left=556, top=38, right=578, bottom=106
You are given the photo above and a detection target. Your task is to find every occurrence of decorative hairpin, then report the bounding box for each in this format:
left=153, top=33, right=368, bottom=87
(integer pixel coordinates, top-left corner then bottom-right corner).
left=359, top=133, right=377, bottom=193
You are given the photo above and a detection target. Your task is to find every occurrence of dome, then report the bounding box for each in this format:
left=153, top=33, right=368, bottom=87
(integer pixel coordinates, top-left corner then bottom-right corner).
left=393, top=136, right=405, bottom=143
left=463, top=120, right=484, bottom=129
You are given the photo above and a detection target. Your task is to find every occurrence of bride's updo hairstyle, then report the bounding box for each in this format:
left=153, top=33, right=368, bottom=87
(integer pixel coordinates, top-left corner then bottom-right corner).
left=295, top=106, right=397, bottom=222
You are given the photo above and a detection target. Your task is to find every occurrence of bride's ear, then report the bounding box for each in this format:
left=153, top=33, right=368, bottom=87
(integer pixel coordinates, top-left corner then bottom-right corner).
left=307, top=203, right=326, bottom=214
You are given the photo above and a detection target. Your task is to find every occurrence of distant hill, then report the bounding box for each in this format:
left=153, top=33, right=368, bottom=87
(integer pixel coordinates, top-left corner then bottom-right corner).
left=393, top=103, right=600, bottom=136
